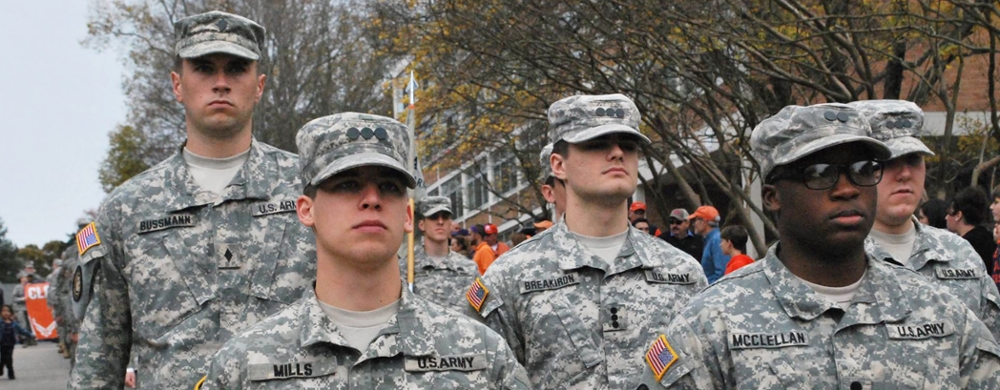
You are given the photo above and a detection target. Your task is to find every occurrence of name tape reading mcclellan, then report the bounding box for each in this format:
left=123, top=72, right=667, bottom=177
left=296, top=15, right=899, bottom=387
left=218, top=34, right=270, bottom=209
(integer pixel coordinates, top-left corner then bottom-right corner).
left=729, top=331, right=809, bottom=349
left=888, top=322, right=952, bottom=340
left=935, top=268, right=979, bottom=280
left=519, top=274, right=579, bottom=294
left=252, top=200, right=297, bottom=217
left=404, top=354, right=487, bottom=372
left=644, top=270, right=696, bottom=284
left=137, top=214, right=196, bottom=234
left=248, top=358, right=339, bottom=381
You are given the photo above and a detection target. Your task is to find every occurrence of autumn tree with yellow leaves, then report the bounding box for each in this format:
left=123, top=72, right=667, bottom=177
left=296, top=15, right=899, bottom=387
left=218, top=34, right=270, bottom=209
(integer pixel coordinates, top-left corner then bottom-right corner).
left=372, top=0, right=1000, bottom=252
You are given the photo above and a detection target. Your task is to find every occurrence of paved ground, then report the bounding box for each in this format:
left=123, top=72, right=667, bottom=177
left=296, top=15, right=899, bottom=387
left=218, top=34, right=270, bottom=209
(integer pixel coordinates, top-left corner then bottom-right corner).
left=4, top=340, right=71, bottom=389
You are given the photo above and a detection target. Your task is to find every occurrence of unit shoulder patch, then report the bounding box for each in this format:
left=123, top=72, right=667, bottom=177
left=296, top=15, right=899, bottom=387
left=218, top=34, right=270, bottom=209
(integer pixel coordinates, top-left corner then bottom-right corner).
left=467, top=277, right=489, bottom=312
left=646, top=334, right=679, bottom=381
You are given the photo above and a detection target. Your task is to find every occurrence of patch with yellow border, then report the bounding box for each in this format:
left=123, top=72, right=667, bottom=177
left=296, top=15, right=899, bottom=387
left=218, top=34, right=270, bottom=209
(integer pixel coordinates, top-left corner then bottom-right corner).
left=466, top=277, right=489, bottom=312
left=646, top=334, right=679, bottom=381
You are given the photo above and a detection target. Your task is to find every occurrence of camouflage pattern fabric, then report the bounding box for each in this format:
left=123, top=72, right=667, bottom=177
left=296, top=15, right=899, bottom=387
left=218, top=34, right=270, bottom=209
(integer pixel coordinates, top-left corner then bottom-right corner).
left=642, top=244, right=1000, bottom=389
left=69, top=139, right=316, bottom=389
left=174, top=11, right=265, bottom=60
left=200, top=285, right=530, bottom=389
left=467, top=220, right=707, bottom=389
left=848, top=99, right=935, bottom=159
left=295, top=112, right=414, bottom=188
left=866, top=218, right=1000, bottom=341
left=749, top=103, right=890, bottom=180
left=400, top=244, right=478, bottom=313
left=538, top=143, right=553, bottom=182
left=547, top=94, right=650, bottom=145
left=57, top=246, right=80, bottom=364
left=417, top=196, right=452, bottom=218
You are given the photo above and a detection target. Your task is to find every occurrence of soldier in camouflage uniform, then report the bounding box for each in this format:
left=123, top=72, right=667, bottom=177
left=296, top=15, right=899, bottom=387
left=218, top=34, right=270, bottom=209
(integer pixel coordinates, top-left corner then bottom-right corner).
left=69, top=11, right=316, bottom=389
left=401, top=196, right=478, bottom=312
left=642, top=103, right=1000, bottom=389
left=199, top=113, right=529, bottom=389
left=466, top=94, right=707, bottom=389
left=538, top=143, right=566, bottom=222
left=848, top=100, right=1000, bottom=341
left=45, top=257, right=68, bottom=357
left=57, top=245, right=80, bottom=366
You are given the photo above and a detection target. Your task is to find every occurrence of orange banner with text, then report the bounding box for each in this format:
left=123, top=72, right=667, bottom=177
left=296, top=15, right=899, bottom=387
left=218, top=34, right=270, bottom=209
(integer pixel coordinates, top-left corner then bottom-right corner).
left=24, top=282, right=58, bottom=340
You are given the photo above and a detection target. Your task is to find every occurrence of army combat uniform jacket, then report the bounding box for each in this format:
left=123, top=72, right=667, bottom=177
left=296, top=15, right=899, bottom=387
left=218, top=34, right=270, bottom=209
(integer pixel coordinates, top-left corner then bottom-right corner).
left=644, top=245, right=1000, bottom=389
left=400, top=245, right=478, bottom=312
left=865, top=219, right=1000, bottom=341
left=70, top=140, right=316, bottom=389
left=200, top=285, right=531, bottom=389
left=468, top=221, right=707, bottom=389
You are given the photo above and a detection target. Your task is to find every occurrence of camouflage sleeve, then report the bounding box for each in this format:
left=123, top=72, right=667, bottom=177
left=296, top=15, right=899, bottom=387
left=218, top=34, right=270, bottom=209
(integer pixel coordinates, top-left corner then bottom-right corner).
left=642, top=313, right=726, bottom=390
left=68, top=206, right=132, bottom=389
left=958, top=307, right=1000, bottom=388
left=978, top=272, right=1000, bottom=341
left=491, top=328, right=531, bottom=390
left=465, top=270, right=525, bottom=364
left=199, top=343, right=246, bottom=390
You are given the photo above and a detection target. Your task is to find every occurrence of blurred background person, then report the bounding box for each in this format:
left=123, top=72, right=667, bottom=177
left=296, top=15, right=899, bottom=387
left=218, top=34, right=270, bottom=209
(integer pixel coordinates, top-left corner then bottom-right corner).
left=662, top=208, right=704, bottom=259
left=721, top=225, right=753, bottom=275
left=946, top=187, right=997, bottom=271
left=917, top=198, right=949, bottom=229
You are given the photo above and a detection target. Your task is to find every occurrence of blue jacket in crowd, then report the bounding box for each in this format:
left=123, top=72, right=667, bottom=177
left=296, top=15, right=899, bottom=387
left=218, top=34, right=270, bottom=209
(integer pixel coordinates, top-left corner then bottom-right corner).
left=1, top=320, right=32, bottom=346
left=700, top=228, right=730, bottom=284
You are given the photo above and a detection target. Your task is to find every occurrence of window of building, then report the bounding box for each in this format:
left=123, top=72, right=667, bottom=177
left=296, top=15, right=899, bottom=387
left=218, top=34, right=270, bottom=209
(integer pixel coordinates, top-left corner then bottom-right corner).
left=466, top=164, right=489, bottom=211
left=492, top=153, right=519, bottom=195
left=441, top=175, right=464, bottom=219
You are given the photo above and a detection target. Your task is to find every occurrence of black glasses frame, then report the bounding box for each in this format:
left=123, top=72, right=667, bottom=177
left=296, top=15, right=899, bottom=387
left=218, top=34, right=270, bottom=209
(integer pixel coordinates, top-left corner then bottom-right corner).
left=770, top=160, right=884, bottom=190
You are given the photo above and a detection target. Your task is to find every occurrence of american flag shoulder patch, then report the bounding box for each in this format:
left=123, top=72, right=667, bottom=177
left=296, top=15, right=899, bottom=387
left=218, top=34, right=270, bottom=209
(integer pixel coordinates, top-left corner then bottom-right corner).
left=646, top=334, right=679, bottom=381
left=76, top=222, right=102, bottom=255
left=466, top=277, right=489, bottom=312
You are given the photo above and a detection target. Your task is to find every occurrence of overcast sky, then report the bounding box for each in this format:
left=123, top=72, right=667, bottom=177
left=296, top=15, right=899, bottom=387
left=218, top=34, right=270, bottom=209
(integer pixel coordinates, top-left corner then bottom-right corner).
left=0, top=1, right=125, bottom=247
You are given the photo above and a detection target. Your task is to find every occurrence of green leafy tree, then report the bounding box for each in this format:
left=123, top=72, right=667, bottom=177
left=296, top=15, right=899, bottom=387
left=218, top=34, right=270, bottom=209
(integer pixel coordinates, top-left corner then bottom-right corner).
left=0, top=218, right=20, bottom=283
left=99, top=124, right=152, bottom=193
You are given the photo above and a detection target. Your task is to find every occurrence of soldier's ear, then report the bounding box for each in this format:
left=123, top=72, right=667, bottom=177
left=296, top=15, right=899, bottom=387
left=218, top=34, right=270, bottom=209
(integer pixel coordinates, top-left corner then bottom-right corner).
left=171, top=71, right=183, bottom=102
left=551, top=153, right=568, bottom=181
left=404, top=203, right=414, bottom=233
left=296, top=195, right=315, bottom=227
left=762, top=184, right=781, bottom=213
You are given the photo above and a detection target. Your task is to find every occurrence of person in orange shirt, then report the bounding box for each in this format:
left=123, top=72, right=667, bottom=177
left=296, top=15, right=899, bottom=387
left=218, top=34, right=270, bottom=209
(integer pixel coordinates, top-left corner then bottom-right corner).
left=471, top=224, right=498, bottom=274
left=721, top=225, right=754, bottom=275
left=483, top=223, right=511, bottom=257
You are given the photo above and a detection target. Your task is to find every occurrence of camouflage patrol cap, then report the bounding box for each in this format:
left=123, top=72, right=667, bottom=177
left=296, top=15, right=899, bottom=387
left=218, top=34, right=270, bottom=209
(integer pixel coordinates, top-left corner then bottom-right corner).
left=538, top=143, right=553, bottom=182
left=750, top=103, right=891, bottom=180
left=419, top=196, right=452, bottom=218
left=847, top=99, right=934, bottom=159
left=296, top=112, right=416, bottom=188
left=547, top=94, right=650, bottom=145
left=174, top=11, right=265, bottom=60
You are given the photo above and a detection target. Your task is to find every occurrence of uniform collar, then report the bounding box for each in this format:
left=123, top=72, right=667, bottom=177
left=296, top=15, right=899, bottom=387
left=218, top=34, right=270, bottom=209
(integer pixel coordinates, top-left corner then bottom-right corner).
left=298, top=284, right=438, bottom=359
left=764, top=243, right=911, bottom=323
left=161, top=138, right=274, bottom=212
left=865, top=216, right=943, bottom=269
left=552, top=220, right=654, bottom=275
left=413, top=245, right=466, bottom=271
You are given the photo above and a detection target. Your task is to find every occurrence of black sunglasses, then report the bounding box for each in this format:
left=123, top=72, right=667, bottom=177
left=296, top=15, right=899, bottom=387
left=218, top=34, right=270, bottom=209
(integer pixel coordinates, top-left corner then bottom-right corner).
left=770, top=160, right=884, bottom=191
left=668, top=220, right=684, bottom=225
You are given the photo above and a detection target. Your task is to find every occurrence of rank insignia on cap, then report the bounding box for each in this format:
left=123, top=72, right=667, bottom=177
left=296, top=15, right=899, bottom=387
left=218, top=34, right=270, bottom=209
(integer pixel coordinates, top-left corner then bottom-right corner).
left=467, top=277, right=489, bottom=312
left=76, top=222, right=101, bottom=255
left=646, top=334, right=679, bottom=381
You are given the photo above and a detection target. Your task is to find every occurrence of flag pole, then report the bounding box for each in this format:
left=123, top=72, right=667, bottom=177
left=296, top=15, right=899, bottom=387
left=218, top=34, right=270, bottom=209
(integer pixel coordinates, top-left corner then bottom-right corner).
left=406, top=70, right=419, bottom=293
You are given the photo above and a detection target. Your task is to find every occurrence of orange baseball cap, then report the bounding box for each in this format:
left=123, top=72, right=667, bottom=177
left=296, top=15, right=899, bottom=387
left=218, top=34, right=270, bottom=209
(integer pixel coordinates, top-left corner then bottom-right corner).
left=688, top=206, right=720, bottom=222
left=630, top=202, right=647, bottom=212
left=484, top=224, right=499, bottom=235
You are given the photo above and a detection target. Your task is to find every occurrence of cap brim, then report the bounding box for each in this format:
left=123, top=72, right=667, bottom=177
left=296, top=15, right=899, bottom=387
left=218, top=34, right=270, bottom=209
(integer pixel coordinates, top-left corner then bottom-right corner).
left=310, top=152, right=417, bottom=188
left=773, top=134, right=892, bottom=169
left=561, top=124, right=651, bottom=145
left=178, top=41, right=259, bottom=60
left=885, top=137, right=934, bottom=159
left=422, top=206, right=452, bottom=217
